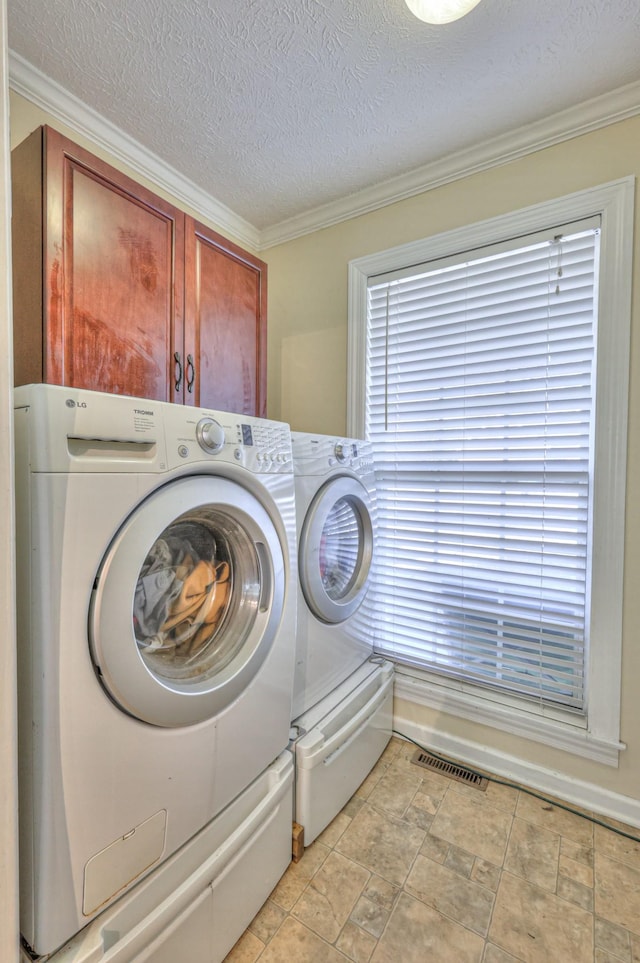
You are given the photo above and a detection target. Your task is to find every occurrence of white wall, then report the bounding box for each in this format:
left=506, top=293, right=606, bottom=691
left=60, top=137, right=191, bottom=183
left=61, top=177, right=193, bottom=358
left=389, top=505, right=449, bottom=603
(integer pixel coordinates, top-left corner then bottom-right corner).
left=1, top=0, right=20, bottom=958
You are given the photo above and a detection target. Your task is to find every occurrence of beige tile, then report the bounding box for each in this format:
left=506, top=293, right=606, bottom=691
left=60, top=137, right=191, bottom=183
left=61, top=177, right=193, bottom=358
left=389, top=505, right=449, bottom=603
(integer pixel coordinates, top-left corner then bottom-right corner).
left=292, top=850, right=370, bottom=942
left=418, top=770, right=452, bottom=801
left=515, top=792, right=593, bottom=847
left=355, top=766, right=385, bottom=800
left=363, top=874, right=398, bottom=911
left=504, top=817, right=559, bottom=892
left=420, top=832, right=449, bottom=863
left=595, top=916, right=632, bottom=959
left=248, top=899, right=286, bottom=944
left=405, top=853, right=494, bottom=936
left=596, top=949, right=629, bottom=963
left=336, top=803, right=425, bottom=887
left=368, top=768, right=422, bottom=818
left=227, top=758, right=638, bottom=963
left=223, top=930, right=265, bottom=963
left=559, top=852, right=594, bottom=888
left=317, top=812, right=351, bottom=848
left=350, top=894, right=390, bottom=938
left=412, top=787, right=443, bottom=816
left=373, top=758, right=396, bottom=782
left=257, top=916, right=348, bottom=963
left=595, top=852, right=640, bottom=936
left=370, top=892, right=484, bottom=963
left=483, top=779, right=520, bottom=814
left=444, top=845, right=475, bottom=878
left=561, top=835, right=594, bottom=867
left=450, top=778, right=518, bottom=815
left=483, top=944, right=522, bottom=963
left=376, top=745, right=398, bottom=770
left=403, top=805, right=434, bottom=831
left=270, top=841, right=330, bottom=911
left=343, top=795, right=365, bottom=819
left=387, top=738, right=417, bottom=770
left=430, top=787, right=512, bottom=865
left=596, top=814, right=640, bottom=834
left=379, top=736, right=403, bottom=763
left=595, top=823, right=640, bottom=873
left=385, top=756, right=422, bottom=780
left=471, top=857, right=502, bottom=893
left=557, top=873, right=594, bottom=912
left=489, top=871, right=594, bottom=962
left=336, top=920, right=377, bottom=963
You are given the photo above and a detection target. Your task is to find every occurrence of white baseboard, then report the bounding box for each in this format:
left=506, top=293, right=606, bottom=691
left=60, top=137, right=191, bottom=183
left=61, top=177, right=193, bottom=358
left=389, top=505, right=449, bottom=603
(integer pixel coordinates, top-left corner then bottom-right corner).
left=393, top=708, right=640, bottom=831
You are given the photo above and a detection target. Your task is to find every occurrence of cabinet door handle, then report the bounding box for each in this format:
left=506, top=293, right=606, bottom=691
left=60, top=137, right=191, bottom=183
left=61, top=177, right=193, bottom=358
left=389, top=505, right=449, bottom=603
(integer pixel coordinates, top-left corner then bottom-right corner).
left=174, top=351, right=183, bottom=392
left=186, top=354, right=195, bottom=394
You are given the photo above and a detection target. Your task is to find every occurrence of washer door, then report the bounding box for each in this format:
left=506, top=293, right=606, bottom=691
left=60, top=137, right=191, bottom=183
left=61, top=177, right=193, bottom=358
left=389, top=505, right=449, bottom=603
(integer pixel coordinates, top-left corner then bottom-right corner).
left=89, top=476, right=285, bottom=727
left=299, top=476, right=374, bottom=624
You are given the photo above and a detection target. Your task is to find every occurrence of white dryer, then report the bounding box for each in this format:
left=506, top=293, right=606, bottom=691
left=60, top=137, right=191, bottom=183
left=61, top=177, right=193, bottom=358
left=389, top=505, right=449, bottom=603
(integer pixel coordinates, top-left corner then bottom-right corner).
left=291, top=433, right=377, bottom=717
left=290, top=432, right=392, bottom=846
left=14, top=384, right=297, bottom=959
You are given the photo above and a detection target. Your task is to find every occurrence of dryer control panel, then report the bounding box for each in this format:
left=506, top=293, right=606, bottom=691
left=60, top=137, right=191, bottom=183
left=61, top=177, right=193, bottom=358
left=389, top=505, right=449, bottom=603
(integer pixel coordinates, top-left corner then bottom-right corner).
left=291, top=431, right=374, bottom=478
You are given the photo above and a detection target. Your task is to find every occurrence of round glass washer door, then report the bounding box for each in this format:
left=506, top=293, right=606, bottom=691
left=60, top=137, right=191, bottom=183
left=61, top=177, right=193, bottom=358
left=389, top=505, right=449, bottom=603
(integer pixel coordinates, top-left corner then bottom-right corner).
left=299, top=475, right=374, bottom=624
left=89, top=475, right=285, bottom=727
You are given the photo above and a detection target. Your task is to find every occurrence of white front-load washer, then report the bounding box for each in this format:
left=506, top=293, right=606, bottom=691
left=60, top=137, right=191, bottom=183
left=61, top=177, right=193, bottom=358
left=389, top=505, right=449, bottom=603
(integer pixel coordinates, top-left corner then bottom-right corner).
left=14, top=384, right=297, bottom=959
left=290, top=432, right=392, bottom=846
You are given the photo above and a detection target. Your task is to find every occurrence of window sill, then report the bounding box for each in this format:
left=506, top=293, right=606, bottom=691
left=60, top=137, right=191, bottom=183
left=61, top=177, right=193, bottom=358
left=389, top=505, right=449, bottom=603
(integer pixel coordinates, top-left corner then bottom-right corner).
left=393, top=668, right=625, bottom=767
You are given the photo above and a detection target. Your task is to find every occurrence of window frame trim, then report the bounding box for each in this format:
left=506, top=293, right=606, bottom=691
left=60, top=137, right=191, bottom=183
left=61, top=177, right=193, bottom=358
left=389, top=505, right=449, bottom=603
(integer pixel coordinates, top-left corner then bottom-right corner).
left=347, top=177, right=635, bottom=763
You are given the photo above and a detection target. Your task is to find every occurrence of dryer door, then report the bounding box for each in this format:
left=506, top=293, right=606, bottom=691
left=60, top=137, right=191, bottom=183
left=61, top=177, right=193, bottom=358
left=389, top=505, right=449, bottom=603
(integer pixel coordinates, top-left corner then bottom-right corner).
left=89, top=475, right=285, bottom=727
left=299, top=476, right=374, bottom=624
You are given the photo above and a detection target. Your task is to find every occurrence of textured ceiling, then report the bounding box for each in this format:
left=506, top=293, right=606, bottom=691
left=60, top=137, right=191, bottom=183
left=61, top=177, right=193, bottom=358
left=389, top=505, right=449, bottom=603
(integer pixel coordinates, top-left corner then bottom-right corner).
left=7, top=0, right=640, bottom=232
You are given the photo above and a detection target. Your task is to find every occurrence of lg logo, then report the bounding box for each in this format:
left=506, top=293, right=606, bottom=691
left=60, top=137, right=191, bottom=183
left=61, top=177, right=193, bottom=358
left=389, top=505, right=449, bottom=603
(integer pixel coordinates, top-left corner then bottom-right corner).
left=65, top=399, right=88, bottom=409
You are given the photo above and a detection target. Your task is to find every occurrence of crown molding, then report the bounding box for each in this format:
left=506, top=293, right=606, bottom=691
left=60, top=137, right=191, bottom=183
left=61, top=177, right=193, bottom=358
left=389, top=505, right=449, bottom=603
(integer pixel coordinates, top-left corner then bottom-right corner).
left=9, top=50, right=640, bottom=253
left=8, top=51, right=261, bottom=251
left=259, top=80, right=640, bottom=249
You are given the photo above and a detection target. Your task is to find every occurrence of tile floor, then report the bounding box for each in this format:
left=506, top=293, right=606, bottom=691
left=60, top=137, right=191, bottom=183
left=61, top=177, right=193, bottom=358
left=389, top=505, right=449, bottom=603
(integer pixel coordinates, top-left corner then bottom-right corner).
left=224, top=737, right=640, bottom=963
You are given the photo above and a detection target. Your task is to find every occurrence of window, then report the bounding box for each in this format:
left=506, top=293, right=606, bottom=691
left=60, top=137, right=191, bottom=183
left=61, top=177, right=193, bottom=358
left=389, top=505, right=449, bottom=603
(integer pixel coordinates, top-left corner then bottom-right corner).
left=348, top=180, right=633, bottom=763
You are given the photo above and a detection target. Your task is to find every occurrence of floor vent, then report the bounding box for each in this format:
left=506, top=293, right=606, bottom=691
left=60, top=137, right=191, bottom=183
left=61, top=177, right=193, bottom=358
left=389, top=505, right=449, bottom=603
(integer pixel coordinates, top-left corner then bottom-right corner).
left=411, top=749, right=488, bottom=791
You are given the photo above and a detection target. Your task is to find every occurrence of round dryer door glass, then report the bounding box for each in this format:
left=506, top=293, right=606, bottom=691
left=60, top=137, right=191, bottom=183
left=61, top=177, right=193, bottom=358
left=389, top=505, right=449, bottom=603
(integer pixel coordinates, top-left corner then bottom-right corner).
left=300, top=476, right=374, bottom=624
left=90, top=476, right=286, bottom=728
left=319, top=497, right=362, bottom=602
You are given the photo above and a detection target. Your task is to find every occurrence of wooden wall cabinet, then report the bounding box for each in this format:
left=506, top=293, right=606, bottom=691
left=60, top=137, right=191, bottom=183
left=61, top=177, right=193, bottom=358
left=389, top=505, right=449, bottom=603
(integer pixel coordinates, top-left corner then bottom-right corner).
left=185, top=218, right=267, bottom=417
left=11, top=126, right=267, bottom=416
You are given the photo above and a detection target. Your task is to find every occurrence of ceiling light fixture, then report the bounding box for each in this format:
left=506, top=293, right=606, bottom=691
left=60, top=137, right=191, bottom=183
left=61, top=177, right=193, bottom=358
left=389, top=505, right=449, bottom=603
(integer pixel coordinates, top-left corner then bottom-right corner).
left=404, top=0, right=483, bottom=24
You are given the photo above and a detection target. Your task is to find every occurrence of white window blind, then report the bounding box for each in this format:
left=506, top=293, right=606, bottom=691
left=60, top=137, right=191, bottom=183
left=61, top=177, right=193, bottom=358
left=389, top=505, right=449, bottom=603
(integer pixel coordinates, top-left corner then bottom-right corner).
left=366, top=219, right=600, bottom=712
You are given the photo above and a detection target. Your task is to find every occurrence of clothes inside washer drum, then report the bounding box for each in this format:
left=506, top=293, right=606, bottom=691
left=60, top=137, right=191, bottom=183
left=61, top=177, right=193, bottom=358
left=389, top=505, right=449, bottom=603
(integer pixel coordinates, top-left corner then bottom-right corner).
left=133, top=524, right=232, bottom=664
left=160, top=560, right=231, bottom=657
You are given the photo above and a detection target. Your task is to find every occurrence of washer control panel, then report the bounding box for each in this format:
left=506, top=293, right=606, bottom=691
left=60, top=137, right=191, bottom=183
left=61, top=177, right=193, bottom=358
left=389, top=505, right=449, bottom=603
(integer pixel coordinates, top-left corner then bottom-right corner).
left=196, top=417, right=225, bottom=454
left=161, top=401, right=293, bottom=474
left=245, top=421, right=292, bottom=469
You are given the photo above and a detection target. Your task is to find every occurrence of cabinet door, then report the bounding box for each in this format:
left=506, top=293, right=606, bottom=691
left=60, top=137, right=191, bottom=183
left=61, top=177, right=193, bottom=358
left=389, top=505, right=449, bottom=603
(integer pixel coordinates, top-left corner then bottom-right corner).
left=12, top=126, right=185, bottom=402
left=184, top=218, right=267, bottom=417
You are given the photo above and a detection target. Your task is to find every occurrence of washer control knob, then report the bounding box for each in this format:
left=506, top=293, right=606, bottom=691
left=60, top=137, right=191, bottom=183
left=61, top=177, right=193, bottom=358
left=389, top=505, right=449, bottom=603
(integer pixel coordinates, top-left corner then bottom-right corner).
left=334, top=441, right=349, bottom=464
left=196, top=418, right=225, bottom=454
